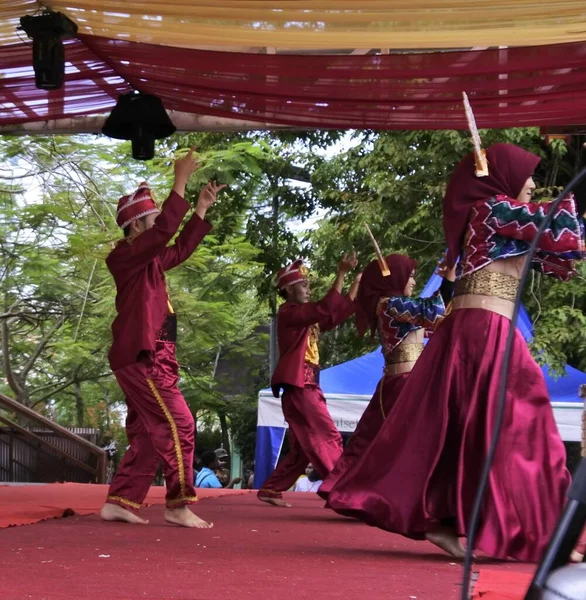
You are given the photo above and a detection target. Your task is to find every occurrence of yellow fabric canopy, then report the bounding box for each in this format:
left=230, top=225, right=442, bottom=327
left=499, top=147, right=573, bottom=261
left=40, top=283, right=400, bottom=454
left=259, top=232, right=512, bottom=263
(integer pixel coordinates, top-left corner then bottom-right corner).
left=0, top=0, right=38, bottom=46
left=22, top=0, right=586, bottom=51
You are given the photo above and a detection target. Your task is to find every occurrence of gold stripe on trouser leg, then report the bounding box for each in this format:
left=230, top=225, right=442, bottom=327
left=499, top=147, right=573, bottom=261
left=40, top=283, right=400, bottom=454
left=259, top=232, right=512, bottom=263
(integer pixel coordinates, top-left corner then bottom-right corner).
left=107, top=495, right=142, bottom=510
left=146, top=378, right=198, bottom=505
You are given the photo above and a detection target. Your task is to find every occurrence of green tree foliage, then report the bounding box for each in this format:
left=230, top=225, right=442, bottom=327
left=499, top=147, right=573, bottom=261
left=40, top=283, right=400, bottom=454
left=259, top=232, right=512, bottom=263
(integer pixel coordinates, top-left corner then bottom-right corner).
left=1, top=127, right=585, bottom=465
left=308, top=129, right=586, bottom=373
left=0, top=134, right=272, bottom=447
left=0, top=135, right=118, bottom=418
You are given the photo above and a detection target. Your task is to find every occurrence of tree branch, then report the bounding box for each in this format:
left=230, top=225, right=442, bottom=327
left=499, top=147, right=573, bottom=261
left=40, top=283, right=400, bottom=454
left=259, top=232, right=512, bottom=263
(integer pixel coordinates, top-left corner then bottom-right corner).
left=29, top=376, right=77, bottom=396
left=0, top=309, right=65, bottom=320
left=211, top=346, right=222, bottom=381
left=30, top=372, right=111, bottom=408
left=21, top=313, right=65, bottom=380
left=74, top=259, right=98, bottom=342
left=1, top=318, right=23, bottom=398
left=30, top=378, right=76, bottom=407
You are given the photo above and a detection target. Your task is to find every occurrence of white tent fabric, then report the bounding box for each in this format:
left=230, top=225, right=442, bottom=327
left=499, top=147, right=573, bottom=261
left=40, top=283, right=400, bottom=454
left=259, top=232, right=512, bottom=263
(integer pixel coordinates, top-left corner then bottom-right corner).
left=253, top=352, right=586, bottom=488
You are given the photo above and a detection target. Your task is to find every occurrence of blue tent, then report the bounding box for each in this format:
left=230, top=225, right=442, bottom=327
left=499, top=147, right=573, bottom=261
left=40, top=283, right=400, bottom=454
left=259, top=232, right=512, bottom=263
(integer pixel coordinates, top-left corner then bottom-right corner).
left=289, top=348, right=586, bottom=404
left=254, top=271, right=585, bottom=488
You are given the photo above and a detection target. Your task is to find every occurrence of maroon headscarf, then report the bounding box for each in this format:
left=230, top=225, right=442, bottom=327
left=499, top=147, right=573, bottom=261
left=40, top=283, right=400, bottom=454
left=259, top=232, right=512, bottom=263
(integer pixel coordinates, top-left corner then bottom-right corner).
left=443, top=143, right=541, bottom=267
left=355, top=253, right=417, bottom=339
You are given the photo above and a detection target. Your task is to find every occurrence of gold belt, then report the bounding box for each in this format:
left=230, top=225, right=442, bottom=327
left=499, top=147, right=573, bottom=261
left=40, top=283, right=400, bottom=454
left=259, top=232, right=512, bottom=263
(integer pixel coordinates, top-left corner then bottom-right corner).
left=454, top=270, right=519, bottom=302
left=387, top=343, right=424, bottom=365
left=384, top=361, right=416, bottom=377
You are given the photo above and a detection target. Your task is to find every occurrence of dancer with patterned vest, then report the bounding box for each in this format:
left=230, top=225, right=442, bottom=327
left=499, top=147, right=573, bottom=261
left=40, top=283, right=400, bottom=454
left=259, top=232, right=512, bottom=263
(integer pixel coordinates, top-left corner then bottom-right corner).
left=257, top=254, right=361, bottom=507
left=327, top=141, right=585, bottom=561
left=100, top=149, right=225, bottom=528
left=318, top=252, right=455, bottom=501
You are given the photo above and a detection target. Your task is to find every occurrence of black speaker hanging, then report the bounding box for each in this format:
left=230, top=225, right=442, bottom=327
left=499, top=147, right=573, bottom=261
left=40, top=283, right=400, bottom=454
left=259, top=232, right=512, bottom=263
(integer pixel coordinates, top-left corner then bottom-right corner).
left=102, top=92, right=177, bottom=161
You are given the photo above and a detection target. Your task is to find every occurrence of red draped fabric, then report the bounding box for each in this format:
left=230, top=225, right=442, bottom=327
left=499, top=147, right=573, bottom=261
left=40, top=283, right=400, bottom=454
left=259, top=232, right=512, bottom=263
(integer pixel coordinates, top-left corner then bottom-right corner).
left=0, top=39, right=130, bottom=124
left=2, top=35, right=586, bottom=129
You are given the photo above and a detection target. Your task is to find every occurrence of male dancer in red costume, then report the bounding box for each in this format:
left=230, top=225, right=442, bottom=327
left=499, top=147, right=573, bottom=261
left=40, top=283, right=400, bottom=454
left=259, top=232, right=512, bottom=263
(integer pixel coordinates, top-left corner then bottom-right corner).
left=100, top=148, right=225, bottom=528
left=257, top=254, right=361, bottom=507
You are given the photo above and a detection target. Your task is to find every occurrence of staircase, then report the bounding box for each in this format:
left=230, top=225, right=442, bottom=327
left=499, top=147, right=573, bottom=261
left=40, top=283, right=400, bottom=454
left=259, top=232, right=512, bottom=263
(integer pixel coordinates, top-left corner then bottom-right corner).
left=0, top=392, right=107, bottom=483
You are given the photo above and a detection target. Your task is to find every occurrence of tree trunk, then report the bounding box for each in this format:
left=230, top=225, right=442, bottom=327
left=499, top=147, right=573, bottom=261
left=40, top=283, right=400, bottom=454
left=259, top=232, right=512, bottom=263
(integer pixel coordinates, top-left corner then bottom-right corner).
left=74, top=380, right=84, bottom=427
left=210, top=346, right=229, bottom=451
left=1, top=317, right=27, bottom=405
left=104, top=390, right=111, bottom=431
left=218, top=411, right=230, bottom=455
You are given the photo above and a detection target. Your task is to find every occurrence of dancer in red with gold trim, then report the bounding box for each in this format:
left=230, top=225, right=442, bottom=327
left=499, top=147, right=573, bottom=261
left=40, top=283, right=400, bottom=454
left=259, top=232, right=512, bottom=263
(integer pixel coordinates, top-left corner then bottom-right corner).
left=318, top=253, right=455, bottom=501
left=100, top=149, right=225, bottom=528
left=327, top=142, right=585, bottom=561
left=257, top=254, right=361, bottom=507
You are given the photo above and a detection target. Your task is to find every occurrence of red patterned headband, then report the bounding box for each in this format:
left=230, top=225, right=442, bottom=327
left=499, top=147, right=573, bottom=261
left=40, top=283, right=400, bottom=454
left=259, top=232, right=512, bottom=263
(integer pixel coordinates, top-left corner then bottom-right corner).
left=275, top=259, right=309, bottom=290
left=116, top=182, right=159, bottom=229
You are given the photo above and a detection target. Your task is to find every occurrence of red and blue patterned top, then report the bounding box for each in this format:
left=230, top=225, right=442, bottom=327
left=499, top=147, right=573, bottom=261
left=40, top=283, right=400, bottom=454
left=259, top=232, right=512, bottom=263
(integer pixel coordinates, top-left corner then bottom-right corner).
left=376, top=282, right=451, bottom=362
left=459, top=195, right=585, bottom=281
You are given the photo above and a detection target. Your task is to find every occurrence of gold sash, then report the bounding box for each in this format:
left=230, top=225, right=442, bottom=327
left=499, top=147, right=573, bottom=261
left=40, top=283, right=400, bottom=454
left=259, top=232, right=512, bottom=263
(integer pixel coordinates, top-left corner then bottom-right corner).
left=451, top=269, right=519, bottom=320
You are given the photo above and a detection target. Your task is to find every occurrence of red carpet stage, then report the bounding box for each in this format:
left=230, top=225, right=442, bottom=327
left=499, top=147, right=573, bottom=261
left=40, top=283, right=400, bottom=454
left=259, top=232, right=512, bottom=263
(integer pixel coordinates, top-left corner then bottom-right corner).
left=0, top=484, right=583, bottom=599
left=472, top=569, right=533, bottom=599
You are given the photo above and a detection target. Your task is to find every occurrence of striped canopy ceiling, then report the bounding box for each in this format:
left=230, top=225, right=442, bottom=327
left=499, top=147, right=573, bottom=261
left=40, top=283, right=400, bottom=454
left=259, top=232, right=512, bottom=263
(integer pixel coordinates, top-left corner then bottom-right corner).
left=2, top=0, right=586, bottom=132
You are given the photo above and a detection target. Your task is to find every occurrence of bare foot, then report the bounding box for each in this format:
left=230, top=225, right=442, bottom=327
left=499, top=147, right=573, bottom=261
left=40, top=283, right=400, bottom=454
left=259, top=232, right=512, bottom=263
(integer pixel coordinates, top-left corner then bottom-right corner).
left=426, top=526, right=467, bottom=558
left=570, top=549, right=584, bottom=563
left=164, top=506, right=213, bottom=529
left=258, top=496, right=292, bottom=508
left=100, top=503, right=149, bottom=525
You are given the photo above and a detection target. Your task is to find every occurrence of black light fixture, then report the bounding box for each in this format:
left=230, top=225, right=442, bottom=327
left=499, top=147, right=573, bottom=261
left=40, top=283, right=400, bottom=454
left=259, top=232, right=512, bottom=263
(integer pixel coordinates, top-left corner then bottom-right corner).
left=102, top=92, right=177, bottom=160
left=19, top=10, right=78, bottom=90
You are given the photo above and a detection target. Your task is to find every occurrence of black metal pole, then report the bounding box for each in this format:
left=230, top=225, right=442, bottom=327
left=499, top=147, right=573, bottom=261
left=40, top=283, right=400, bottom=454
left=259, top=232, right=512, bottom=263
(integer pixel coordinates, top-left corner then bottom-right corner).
left=524, top=458, right=586, bottom=599
left=269, top=176, right=280, bottom=381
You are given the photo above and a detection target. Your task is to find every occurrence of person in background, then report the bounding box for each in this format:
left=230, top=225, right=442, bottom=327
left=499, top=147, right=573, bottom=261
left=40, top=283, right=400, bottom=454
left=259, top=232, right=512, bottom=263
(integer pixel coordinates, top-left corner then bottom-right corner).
left=242, top=461, right=255, bottom=489
left=195, top=451, right=241, bottom=489
left=294, top=464, right=323, bottom=492
left=101, top=437, right=118, bottom=484
left=214, top=447, right=229, bottom=472
left=218, top=469, right=230, bottom=486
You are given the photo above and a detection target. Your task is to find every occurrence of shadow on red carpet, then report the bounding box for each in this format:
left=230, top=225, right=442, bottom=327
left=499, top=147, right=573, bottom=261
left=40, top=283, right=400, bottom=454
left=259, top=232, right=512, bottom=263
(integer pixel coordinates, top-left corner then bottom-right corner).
left=0, top=482, right=248, bottom=528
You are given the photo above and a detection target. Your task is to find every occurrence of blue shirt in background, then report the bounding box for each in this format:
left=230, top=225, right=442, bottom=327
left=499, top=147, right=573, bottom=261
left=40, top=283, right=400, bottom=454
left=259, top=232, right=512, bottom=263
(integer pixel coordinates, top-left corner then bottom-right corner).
left=195, top=467, right=222, bottom=488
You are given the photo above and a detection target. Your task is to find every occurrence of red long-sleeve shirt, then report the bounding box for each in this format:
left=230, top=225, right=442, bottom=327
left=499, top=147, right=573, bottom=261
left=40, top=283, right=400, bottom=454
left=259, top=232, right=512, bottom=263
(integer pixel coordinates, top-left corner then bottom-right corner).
left=270, top=288, right=355, bottom=397
left=107, top=191, right=212, bottom=371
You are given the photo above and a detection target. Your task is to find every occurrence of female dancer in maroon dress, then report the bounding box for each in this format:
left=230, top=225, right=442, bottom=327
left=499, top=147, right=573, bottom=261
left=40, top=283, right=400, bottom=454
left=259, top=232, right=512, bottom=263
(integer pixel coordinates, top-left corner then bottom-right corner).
left=318, top=254, right=454, bottom=501
left=327, top=143, right=584, bottom=561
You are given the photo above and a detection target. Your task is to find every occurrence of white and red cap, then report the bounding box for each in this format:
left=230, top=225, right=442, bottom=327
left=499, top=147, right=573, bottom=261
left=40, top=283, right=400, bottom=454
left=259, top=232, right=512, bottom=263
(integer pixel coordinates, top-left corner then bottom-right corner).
left=275, top=259, right=309, bottom=290
left=116, top=182, right=160, bottom=229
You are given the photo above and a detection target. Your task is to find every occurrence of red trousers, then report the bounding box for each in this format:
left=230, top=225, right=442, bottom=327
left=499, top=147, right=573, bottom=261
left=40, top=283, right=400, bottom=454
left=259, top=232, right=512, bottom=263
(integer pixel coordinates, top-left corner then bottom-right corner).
left=106, top=341, right=197, bottom=511
left=258, top=384, right=343, bottom=500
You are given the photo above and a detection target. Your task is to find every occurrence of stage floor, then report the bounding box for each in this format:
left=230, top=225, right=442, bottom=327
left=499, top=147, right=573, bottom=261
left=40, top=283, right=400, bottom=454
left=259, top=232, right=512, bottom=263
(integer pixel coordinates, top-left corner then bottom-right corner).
left=0, top=484, right=582, bottom=599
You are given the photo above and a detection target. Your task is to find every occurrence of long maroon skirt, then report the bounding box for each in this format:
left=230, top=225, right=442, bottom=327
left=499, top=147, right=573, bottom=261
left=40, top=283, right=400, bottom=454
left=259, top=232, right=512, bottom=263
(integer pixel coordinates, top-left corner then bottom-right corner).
left=326, top=308, right=570, bottom=562
left=318, top=372, right=409, bottom=501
